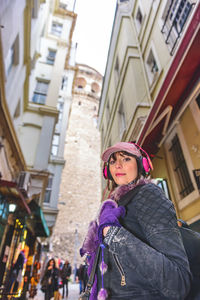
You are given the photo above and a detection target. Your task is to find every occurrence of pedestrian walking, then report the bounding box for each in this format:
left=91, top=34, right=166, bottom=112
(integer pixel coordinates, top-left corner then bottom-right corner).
left=82, top=262, right=88, bottom=293
left=76, top=264, right=84, bottom=294
left=76, top=263, right=88, bottom=294
left=60, top=260, right=71, bottom=298
left=80, top=142, right=192, bottom=300
left=41, top=258, right=59, bottom=300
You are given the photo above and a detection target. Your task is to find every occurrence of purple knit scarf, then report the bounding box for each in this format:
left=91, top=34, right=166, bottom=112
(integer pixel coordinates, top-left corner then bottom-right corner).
left=80, top=178, right=150, bottom=300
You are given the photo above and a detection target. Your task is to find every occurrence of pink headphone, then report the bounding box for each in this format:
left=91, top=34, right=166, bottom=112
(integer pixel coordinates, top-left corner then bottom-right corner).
left=103, top=142, right=153, bottom=180
left=134, top=143, right=153, bottom=174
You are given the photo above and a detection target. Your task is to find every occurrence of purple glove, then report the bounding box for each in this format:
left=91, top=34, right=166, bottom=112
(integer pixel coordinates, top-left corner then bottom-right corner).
left=98, top=200, right=125, bottom=242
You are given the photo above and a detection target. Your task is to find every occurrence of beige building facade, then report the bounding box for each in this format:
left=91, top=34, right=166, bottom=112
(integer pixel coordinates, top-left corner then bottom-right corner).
left=98, top=0, right=200, bottom=230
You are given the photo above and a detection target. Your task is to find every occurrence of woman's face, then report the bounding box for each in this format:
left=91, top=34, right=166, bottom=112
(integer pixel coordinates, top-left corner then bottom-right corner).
left=49, top=260, right=54, bottom=267
left=109, top=152, right=138, bottom=185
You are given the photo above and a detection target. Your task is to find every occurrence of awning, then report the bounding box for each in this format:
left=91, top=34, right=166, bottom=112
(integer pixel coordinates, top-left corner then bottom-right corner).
left=0, top=179, right=31, bottom=214
left=137, top=4, right=200, bottom=155
left=28, top=200, right=50, bottom=237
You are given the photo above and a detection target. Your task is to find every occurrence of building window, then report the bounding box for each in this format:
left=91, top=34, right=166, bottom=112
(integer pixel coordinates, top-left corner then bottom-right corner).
left=44, top=177, right=53, bottom=203
left=169, top=134, right=194, bottom=198
left=157, top=178, right=171, bottom=200
left=146, top=49, right=159, bottom=86
left=51, top=134, right=60, bottom=156
left=5, top=35, right=19, bottom=76
left=57, top=101, right=64, bottom=121
left=91, top=82, right=100, bottom=94
left=106, top=101, right=110, bottom=122
left=135, top=6, right=143, bottom=33
left=55, top=98, right=64, bottom=131
left=161, top=0, right=194, bottom=55
left=118, top=103, right=126, bottom=139
left=32, top=80, right=49, bottom=104
left=0, top=195, right=9, bottom=221
left=51, top=21, right=63, bottom=37
left=61, top=76, right=68, bottom=90
left=46, top=49, right=56, bottom=65
left=59, top=1, right=68, bottom=9
left=114, top=56, right=120, bottom=85
left=76, top=77, right=87, bottom=89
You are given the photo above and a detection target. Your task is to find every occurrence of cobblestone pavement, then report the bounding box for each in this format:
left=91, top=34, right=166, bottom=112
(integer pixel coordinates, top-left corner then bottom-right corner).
left=30, top=283, right=80, bottom=300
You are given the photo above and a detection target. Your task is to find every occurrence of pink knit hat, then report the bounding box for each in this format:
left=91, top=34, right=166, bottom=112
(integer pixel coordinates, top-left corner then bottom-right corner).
left=102, top=142, right=141, bottom=162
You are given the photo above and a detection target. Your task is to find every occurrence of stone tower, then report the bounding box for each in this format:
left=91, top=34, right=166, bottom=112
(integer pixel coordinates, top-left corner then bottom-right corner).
left=51, top=64, right=102, bottom=268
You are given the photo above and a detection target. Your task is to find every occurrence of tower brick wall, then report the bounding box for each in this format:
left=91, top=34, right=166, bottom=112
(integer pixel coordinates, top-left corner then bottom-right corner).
left=51, top=64, right=102, bottom=269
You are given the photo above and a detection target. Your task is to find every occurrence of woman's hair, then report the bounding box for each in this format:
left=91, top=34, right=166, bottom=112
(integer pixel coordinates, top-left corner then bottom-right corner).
left=47, top=258, right=56, bottom=269
left=108, top=151, right=142, bottom=190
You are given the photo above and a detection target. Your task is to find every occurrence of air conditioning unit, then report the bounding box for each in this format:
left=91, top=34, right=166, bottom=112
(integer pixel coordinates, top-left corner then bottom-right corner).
left=17, top=172, right=31, bottom=191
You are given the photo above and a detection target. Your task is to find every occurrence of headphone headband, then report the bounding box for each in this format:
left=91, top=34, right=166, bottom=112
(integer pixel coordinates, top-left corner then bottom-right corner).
left=102, top=142, right=153, bottom=180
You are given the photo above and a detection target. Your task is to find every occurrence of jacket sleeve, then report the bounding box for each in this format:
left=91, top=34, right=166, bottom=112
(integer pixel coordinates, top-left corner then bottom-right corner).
left=104, top=184, right=192, bottom=300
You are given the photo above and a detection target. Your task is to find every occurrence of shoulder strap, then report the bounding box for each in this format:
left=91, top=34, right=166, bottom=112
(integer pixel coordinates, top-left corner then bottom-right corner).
left=85, top=246, right=100, bottom=293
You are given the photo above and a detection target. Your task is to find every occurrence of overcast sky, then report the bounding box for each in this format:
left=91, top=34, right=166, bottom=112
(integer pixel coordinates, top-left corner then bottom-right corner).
left=73, top=0, right=117, bottom=75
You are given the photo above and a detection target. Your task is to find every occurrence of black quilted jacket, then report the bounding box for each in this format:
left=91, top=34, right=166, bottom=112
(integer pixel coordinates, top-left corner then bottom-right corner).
left=97, top=183, right=192, bottom=300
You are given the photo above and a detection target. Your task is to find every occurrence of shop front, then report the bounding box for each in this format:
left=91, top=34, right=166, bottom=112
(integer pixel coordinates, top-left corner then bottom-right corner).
left=0, top=180, right=30, bottom=299
left=20, top=199, right=49, bottom=300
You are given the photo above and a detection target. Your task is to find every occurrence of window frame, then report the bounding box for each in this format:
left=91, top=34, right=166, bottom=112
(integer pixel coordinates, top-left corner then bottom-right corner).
left=164, top=124, right=199, bottom=210
left=51, top=21, right=63, bottom=37
left=114, top=56, right=120, bottom=86
left=44, top=177, right=53, bottom=204
left=145, top=44, right=161, bottom=89
left=5, top=35, right=19, bottom=77
left=118, top=101, right=126, bottom=140
left=134, top=3, right=145, bottom=34
left=161, top=0, right=194, bottom=55
left=51, top=134, right=60, bottom=156
left=46, top=49, right=56, bottom=65
left=32, top=80, right=49, bottom=105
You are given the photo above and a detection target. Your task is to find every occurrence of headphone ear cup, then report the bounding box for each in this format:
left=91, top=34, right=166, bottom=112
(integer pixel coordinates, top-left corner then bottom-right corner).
left=138, top=157, right=146, bottom=177
left=103, top=163, right=113, bottom=180
left=138, top=156, right=151, bottom=177
left=142, top=157, right=150, bottom=173
left=103, top=163, right=108, bottom=179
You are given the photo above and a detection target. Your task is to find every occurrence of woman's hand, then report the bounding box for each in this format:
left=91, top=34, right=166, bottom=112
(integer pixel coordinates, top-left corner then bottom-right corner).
left=103, top=226, right=110, bottom=236
left=98, top=200, right=125, bottom=242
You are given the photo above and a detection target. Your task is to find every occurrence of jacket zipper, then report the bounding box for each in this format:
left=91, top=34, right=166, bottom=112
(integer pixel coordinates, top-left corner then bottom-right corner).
left=113, top=254, right=126, bottom=286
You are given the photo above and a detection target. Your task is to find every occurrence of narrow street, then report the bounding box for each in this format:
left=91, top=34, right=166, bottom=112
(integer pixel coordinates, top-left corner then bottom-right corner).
left=31, top=283, right=80, bottom=300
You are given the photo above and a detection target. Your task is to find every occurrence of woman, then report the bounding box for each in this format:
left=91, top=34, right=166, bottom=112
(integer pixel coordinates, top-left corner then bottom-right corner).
left=60, top=259, right=71, bottom=298
left=81, top=142, right=192, bottom=300
left=41, top=258, right=59, bottom=300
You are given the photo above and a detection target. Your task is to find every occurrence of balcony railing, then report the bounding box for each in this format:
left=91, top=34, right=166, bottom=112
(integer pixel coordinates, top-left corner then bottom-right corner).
left=161, top=0, right=195, bottom=55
